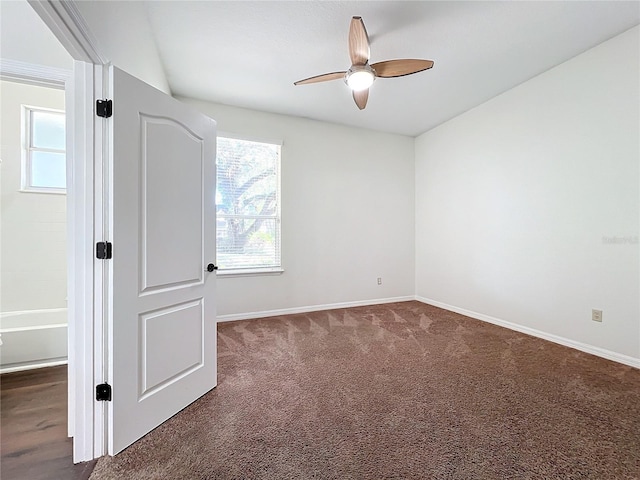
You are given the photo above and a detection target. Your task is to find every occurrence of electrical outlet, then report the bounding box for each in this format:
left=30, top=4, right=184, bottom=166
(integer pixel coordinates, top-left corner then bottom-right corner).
left=377, top=277, right=382, bottom=285
left=592, top=309, right=603, bottom=322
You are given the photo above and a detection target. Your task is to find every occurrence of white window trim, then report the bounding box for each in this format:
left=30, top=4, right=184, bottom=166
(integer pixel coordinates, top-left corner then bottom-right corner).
left=216, top=133, right=283, bottom=276
left=21, top=104, right=66, bottom=194
left=217, top=267, right=284, bottom=278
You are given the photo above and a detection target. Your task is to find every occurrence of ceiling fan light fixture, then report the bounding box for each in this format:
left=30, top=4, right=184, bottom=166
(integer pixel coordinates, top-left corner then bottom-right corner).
left=345, top=66, right=375, bottom=91
left=293, top=16, right=434, bottom=110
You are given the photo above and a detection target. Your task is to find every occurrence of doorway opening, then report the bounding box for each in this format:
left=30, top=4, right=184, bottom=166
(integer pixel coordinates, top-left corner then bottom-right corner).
left=0, top=0, right=80, bottom=475
left=0, top=80, right=68, bottom=374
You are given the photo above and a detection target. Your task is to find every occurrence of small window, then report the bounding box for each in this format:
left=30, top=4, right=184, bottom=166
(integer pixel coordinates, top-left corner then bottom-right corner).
left=22, top=106, right=66, bottom=193
left=216, top=136, right=281, bottom=274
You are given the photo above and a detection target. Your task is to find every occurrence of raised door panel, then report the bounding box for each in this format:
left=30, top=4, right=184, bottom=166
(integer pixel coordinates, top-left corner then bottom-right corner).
left=141, top=116, right=204, bottom=294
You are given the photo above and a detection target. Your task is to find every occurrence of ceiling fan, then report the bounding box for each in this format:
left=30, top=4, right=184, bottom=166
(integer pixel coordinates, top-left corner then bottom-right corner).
left=294, top=16, right=434, bottom=110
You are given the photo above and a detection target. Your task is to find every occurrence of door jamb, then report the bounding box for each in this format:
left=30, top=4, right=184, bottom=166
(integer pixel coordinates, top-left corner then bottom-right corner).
left=27, top=0, right=109, bottom=463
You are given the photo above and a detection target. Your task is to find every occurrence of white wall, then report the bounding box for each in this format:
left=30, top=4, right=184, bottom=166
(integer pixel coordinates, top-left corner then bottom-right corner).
left=73, top=0, right=170, bottom=94
left=0, top=0, right=73, bottom=70
left=0, top=80, right=67, bottom=313
left=415, top=26, right=639, bottom=362
left=177, top=98, right=416, bottom=318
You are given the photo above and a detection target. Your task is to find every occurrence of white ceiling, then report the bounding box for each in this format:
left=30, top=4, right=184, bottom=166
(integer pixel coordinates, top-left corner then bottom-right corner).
left=145, top=1, right=640, bottom=137
left=4, top=1, right=638, bottom=137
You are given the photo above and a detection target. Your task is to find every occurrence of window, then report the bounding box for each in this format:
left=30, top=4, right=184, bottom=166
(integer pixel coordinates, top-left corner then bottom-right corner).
left=22, top=106, right=66, bottom=193
left=216, top=136, right=281, bottom=274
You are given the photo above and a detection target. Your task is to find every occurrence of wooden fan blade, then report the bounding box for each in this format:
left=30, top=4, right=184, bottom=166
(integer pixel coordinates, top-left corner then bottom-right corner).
left=349, top=16, right=370, bottom=66
left=294, top=71, right=346, bottom=85
left=371, top=59, right=434, bottom=78
left=352, top=89, right=369, bottom=110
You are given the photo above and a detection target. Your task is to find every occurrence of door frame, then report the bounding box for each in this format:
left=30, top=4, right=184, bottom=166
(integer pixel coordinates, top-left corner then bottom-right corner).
left=28, top=0, right=109, bottom=462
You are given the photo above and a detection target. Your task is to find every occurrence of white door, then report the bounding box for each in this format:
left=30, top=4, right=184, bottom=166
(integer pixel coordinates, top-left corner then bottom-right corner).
left=107, top=67, right=217, bottom=454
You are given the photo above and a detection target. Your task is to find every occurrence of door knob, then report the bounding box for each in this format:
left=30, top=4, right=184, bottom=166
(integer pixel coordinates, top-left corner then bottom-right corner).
left=206, top=263, right=218, bottom=272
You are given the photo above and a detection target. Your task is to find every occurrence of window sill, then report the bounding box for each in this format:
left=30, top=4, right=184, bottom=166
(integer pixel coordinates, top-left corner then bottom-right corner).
left=216, top=268, right=284, bottom=278
left=20, top=187, right=66, bottom=195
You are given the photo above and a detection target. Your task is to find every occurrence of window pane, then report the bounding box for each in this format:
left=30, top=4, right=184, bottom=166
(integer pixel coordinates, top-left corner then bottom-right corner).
left=217, top=217, right=280, bottom=269
left=31, top=151, right=66, bottom=188
left=32, top=110, right=65, bottom=150
left=216, top=137, right=281, bottom=270
left=216, top=138, right=278, bottom=216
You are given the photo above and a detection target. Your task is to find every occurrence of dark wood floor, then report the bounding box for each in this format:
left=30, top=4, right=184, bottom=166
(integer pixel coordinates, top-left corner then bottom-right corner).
left=1, top=366, right=96, bottom=480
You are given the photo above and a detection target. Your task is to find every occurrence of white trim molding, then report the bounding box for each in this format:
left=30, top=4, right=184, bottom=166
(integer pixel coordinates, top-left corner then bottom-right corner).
left=1, top=359, right=68, bottom=375
left=216, top=268, right=284, bottom=278
left=66, top=60, right=101, bottom=463
left=27, top=0, right=108, bottom=65
left=0, top=307, right=68, bottom=319
left=217, top=296, right=416, bottom=323
left=25, top=0, right=108, bottom=464
left=416, top=296, right=640, bottom=369
left=0, top=59, right=70, bottom=88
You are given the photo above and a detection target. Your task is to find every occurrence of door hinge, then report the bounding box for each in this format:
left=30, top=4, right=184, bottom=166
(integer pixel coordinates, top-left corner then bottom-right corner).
left=96, top=99, right=112, bottom=118
left=96, top=241, right=112, bottom=259
left=96, top=383, right=112, bottom=401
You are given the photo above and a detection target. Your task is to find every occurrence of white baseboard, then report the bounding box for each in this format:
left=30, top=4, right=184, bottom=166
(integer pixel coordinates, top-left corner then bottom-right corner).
left=416, top=296, right=640, bottom=369
left=0, top=358, right=68, bottom=375
left=217, top=296, right=416, bottom=323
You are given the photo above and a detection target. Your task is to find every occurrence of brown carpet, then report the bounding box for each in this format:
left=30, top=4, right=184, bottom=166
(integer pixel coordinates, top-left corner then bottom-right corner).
left=89, top=301, right=640, bottom=479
